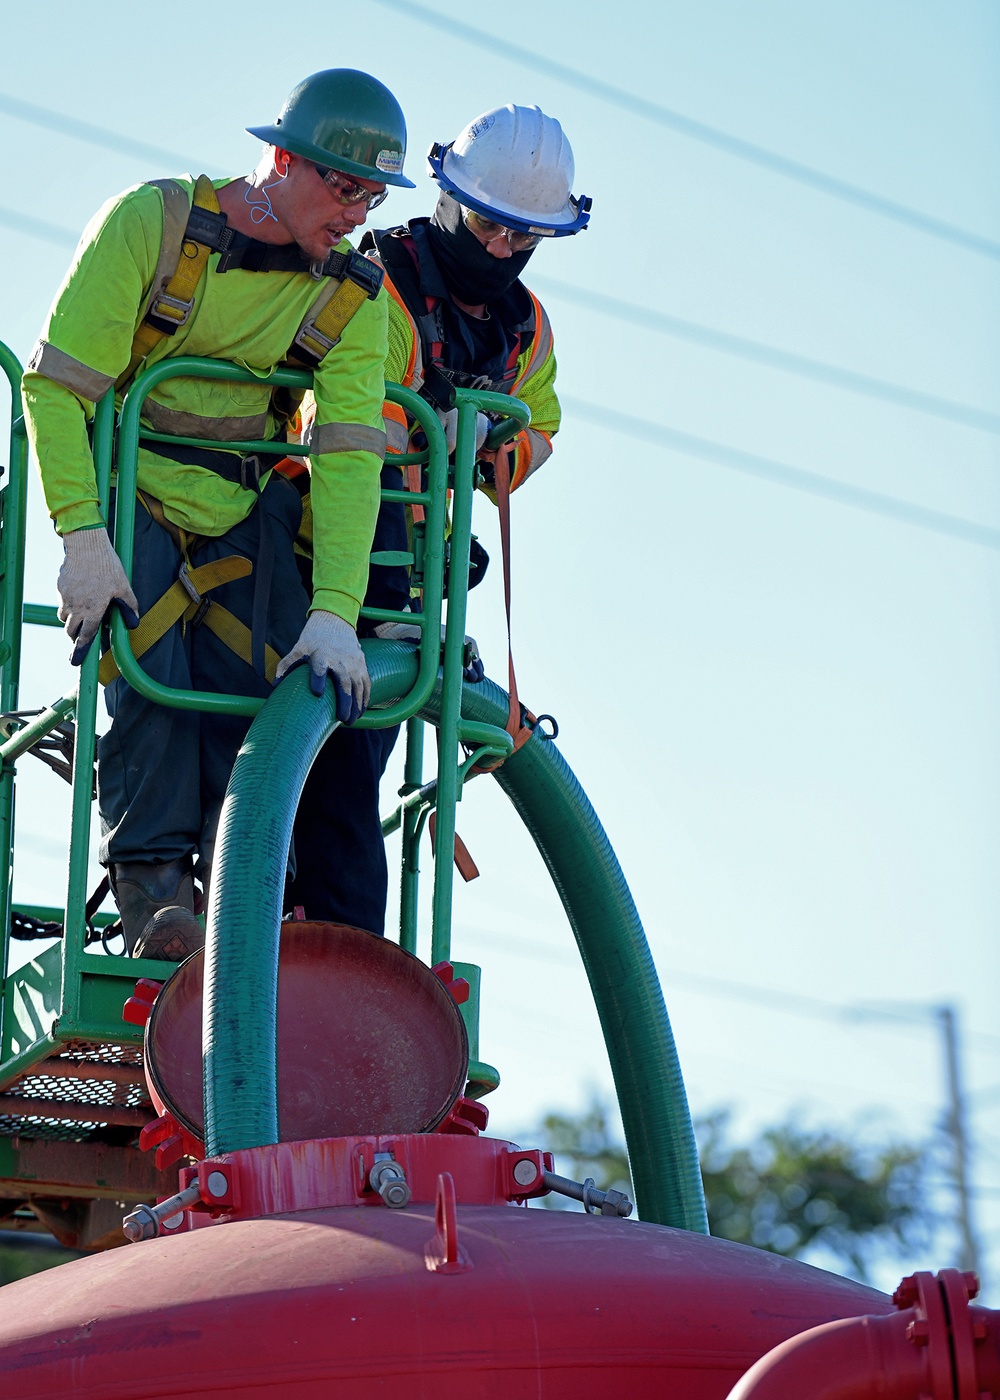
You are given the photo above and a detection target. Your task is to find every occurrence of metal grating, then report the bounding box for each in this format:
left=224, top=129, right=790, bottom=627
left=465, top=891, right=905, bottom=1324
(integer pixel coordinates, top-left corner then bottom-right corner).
left=0, top=1114, right=101, bottom=1142
left=57, top=1041, right=144, bottom=1069
left=12, top=1074, right=150, bottom=1110
left=0, top=1041, right=152, bottom=1141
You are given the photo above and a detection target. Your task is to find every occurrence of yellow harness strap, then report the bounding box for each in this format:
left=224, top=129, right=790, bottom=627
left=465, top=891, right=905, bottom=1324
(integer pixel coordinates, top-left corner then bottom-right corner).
left=287, top=277, right=371, bottom=367
left=118, top=175, right=220, bottom=388
left=98, top=555, right=255, bottom=686
left=200, top=602, right=281, bottom=684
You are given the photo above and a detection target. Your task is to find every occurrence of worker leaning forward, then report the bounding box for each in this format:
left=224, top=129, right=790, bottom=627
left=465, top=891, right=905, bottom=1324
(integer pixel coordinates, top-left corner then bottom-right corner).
left=282, top=104, right=591, bottom=934
left=22, top=70, right=415, bottom=961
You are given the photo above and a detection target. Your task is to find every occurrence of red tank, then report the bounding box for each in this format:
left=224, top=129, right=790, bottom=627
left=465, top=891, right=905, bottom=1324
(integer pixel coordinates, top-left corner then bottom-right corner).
left=0, top=1131, right=891, bottom=1399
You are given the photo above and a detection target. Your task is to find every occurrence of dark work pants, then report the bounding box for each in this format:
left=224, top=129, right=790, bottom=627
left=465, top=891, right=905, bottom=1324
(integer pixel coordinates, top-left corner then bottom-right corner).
left=286, top=465, right=410, bottom=935
left=98, top=475, right=309, bottom=873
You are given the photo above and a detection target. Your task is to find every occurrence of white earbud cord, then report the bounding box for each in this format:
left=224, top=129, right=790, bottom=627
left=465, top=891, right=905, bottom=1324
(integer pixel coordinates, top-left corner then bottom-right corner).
left=244, top=160, right=288, bottom=224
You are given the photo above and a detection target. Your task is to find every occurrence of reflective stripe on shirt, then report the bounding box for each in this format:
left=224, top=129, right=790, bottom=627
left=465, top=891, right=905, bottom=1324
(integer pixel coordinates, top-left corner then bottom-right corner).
left=27, top=340, right=115, bottom=403
left=303, top=420, right=387, bottom=458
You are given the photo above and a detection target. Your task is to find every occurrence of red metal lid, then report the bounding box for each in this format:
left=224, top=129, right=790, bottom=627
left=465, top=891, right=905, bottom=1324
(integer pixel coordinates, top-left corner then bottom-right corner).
left=144, top=922, right=469, bottom=1142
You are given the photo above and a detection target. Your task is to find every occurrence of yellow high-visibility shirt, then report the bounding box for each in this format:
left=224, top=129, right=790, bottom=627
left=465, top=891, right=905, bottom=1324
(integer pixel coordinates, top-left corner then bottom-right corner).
left=23, top=176, right=388, bottom=625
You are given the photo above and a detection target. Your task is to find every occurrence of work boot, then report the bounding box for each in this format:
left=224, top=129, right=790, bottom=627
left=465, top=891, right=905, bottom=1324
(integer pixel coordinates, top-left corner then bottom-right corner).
left=110, top=858, right=204, bottom=962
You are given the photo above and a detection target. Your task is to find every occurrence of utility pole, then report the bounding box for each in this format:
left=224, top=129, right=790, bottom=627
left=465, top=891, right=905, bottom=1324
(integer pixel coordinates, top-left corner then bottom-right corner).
left=937, top=1005, right=981, bottom=1278
left=848, top=999, right=981, bottom=1280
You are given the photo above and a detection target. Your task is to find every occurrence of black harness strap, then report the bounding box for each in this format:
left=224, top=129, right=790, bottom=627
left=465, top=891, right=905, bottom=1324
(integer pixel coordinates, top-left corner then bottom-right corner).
left=143, top=439, right=269, bottom=492
left=182, top=203, right=381, bottom=284
left=250, top=500, right=274, bottom=679
left=363, top=221, right=535, bottom=409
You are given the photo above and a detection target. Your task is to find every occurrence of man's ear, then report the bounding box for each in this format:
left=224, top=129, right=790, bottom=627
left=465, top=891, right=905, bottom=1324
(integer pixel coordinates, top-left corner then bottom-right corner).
left=273, top=146, right=293, bottom=176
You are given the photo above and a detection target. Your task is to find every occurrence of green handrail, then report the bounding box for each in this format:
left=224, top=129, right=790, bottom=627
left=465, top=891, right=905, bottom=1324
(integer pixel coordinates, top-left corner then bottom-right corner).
left=428, top=389, right=528, bottom=960
left=0, top=342, right=28, bottom=985
left=61, top=391, right=116, bottom=1022
left=107, top=356, right=451, bottom=727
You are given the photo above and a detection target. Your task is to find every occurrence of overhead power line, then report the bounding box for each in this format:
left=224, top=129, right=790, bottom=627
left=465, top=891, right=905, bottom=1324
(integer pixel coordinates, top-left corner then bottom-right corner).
left=0, top=206, right=76, bottom=249
left=671, top=971, right=1000, bottom=1055
left=531, top=275, right=1000, bottom=435
left=6, top=186, right=994, bottom=441
left=0, top=92, right=197, bottom=169
left=7, top=152, right=998, bottom=555
left=463, top=925, right=1000, bottom=1058
left=372, top=0, right=1000, bottom=263
left=5, top=92, right=997, bottom=437
left=562, top=393, right=1000, bottom=553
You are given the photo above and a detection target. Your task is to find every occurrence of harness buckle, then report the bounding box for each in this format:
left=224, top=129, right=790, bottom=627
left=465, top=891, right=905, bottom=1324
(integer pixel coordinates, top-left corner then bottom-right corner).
left=184, top=205, right=231, bottom=252
left=293, top=323, right=338, bottom=364
left=146, top=291, right=196, bottom=335
left=240, top=455, right=263, bottom=492
left=344, top=250, right=384, bottom=300
left=189, top=597, right=212, bottom=630
left=178, top=562, right=202, bottom=606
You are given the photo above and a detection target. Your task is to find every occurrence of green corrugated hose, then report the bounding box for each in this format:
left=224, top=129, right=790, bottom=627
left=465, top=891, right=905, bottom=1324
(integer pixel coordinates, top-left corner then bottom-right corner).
left=203, top=644, right=708, bottom=1233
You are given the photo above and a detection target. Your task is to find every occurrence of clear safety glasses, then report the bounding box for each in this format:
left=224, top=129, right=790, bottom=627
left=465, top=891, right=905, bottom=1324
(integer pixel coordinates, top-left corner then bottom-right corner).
left=312, top=164, right=389, bottom=211
left=464, top=209, right=543, bottom=252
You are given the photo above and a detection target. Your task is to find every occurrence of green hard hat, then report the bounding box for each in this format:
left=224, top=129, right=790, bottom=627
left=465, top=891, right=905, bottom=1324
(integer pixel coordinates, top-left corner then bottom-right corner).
left=247, top=69, right=415, bottom=188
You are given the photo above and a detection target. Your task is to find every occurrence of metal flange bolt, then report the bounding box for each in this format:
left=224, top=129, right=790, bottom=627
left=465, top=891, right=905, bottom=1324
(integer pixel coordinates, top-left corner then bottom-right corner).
left=541, top=1169, right=634, bottom=1217
left=122, top=1180, right=202, bottom=1242
left=369, top=1153, right=412, bottom=1208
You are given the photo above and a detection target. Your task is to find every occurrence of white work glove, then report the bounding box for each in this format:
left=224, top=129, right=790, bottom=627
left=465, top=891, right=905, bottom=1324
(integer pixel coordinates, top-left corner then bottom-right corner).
left=373, top=620, right=485, bottom=684
left=436, top=408, right=490, bottom=457
left=57, top=527, right=140, bottom=665
left=275, top=610, right=371, bottom=724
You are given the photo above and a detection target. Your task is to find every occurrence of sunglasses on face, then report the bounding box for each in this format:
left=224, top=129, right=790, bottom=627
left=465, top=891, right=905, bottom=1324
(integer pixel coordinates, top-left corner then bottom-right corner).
left=312, top=163, right=389, bottom=210
left=464, top=209, right=543, bottom=252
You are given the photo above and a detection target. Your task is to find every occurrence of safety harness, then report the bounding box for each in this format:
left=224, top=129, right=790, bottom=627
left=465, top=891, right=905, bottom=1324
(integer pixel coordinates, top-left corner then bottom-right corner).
left=98, top=492, right=283, bottom=687
left=121, top=175, right=383, bottom=389
left=360, top=225, right=540, bottom=776
left=107, top=175, right=384, bottom=687
left=360, top=221, right=533, bottom=412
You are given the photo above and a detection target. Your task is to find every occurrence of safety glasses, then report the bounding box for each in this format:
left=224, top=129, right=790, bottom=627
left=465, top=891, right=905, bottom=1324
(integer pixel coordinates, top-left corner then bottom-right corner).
left=312, top=164, right=389, bottom=211
left=464, top=209, right=543, bottom=252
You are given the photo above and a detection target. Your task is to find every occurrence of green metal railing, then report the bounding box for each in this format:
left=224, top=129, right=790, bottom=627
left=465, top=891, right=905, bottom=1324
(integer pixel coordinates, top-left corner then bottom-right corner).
left=0, top=341, right=29, bottom=990
left=110, top=357, right=458, bottom=727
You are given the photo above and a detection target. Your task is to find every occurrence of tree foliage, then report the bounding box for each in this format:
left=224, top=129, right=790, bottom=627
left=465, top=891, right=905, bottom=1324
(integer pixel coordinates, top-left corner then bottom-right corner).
left=698, top=1110, right=929, bottom=1280
left=534, top=1102, right=931, bottom=1281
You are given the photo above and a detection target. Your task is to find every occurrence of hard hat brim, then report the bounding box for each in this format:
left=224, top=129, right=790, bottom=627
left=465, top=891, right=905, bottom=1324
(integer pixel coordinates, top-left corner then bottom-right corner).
left=427, top=143, right=588, bottom=236
left=248, top=124, right=416, bottom=188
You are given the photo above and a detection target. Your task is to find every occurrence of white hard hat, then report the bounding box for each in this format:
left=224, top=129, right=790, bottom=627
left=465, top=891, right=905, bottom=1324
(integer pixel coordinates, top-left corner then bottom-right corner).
left=427, top=104, right=591, bottom=237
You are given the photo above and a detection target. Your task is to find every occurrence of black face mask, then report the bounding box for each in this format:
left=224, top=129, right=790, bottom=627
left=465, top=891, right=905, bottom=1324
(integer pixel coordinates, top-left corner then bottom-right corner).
left=426, top=193, right=535, bottom=305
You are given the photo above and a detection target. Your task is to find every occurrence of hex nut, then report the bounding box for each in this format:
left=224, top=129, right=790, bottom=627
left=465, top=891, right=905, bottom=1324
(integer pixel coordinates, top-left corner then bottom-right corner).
left=381, top=1179, right=412, bottom=1208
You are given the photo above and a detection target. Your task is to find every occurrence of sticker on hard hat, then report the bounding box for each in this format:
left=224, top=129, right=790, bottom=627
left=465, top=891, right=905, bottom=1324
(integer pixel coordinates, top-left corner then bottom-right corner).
left=376, top=149, right=404, bottom=174
left=468, top=114, right=496, bottom=139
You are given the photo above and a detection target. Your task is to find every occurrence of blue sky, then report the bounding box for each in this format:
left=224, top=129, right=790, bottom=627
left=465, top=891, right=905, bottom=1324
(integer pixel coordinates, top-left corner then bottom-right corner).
left=2, top=1, right=999, bottom=1294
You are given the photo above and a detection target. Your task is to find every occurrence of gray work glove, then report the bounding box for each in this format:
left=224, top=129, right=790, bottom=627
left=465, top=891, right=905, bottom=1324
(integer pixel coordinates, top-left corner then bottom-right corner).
left=57, top=527, right=140, bottom=665
left=436, top=408, right=490, bottom=457
left=275, top=610, right=371, bottom=724
left=373, top=620, right=485, bottom=684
